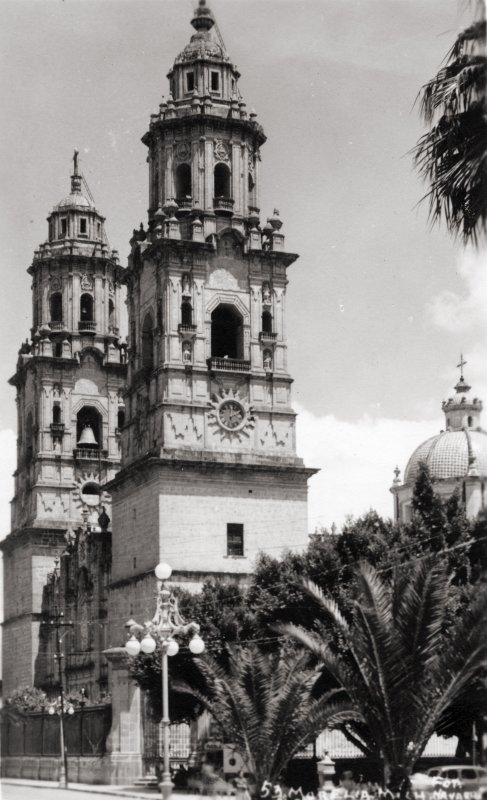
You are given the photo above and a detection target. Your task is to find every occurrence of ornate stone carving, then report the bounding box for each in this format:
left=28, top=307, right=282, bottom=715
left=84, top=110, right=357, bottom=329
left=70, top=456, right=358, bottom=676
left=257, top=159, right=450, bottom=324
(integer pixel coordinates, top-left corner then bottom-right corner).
left=207, top=387, right=255, bottom=442
left=50, top=276, right=61, bottom=291
left=175, top=141, right=191, bottom=163
left=214, top=139, right=230, bottom=162
left=81, top=274, right=94, bottom=291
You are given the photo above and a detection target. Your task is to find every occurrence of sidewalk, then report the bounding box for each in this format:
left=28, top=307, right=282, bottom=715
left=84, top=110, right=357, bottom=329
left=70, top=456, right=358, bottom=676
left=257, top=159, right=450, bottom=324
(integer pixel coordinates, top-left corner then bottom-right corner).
left=1, top=779, right=200, bottom=799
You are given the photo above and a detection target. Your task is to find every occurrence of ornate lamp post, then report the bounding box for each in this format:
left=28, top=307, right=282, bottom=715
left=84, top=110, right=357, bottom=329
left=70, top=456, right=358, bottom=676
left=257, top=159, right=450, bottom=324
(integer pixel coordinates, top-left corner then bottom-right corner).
left=47, top=695, right=75, bottom=786
left=125, top=562, right=205, bottom=800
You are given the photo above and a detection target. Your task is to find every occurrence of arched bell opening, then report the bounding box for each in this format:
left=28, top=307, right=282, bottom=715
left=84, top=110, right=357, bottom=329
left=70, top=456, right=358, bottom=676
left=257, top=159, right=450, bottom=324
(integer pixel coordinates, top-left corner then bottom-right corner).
left=76, top=406, right=102, bottom=450
left=80, top=293, right=94, bottom=322
left=108, top=299, right=115, bottom=328
left=181, top=301, right=193, bottom=326
left=262, top=310, right=273, bottom=334
left=214, top=163, right=231, bottom=198
left=52, top=403, right=62, bottom=424
left=142, top=313, right=154, bottom=370
left=50, top=293, right=63, bottom=323
left=175, top=163, right=192, bottom=202
left=211, top=304, right=243, bottom=360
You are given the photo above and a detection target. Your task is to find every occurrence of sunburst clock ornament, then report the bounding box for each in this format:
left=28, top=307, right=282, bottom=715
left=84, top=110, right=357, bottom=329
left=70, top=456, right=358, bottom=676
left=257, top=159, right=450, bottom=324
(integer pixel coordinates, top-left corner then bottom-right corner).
left=72, top=472, right=110, bottom=511
left=208, top=387, right=255, bottom=442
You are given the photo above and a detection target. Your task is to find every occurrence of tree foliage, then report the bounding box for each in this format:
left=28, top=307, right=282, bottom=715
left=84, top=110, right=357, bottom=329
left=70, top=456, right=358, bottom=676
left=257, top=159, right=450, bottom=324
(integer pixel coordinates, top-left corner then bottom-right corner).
left=179, top=646, right=355, bottom=793
left=280, top=561, right=487, bottom=792
left=414, top=10, right=487, bottom=245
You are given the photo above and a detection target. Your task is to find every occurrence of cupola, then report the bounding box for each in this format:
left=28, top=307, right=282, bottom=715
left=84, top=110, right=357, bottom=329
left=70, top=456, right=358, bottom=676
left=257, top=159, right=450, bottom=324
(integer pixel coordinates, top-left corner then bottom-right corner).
left=45, top=151, right=111, bottom=252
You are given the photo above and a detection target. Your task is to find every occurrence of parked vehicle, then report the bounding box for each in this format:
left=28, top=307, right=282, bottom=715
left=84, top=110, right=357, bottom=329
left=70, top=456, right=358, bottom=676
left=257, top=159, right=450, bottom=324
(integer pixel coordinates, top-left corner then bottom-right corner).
left=427, top=765, right=487, bottom=796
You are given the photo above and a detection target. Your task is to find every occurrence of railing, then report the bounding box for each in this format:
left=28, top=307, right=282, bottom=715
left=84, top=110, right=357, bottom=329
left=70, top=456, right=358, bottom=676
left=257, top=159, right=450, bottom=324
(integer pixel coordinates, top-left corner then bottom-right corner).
left=259, top=331, right=277, bottom=342
left=176, top=197, right=192, bottom=211
left=49, top=321, right=65, bottom=331
left=73, top=448, right=108, bottom=460
left=78, top=320, right=96, bottom=332
left=178, top=323, right=197, bottom=334
left=213, top=197, right=235, bottom=213
left=207, top=357, right=250, bottom=373
left=50, top=423, right=65, bottom=436
left=1, top=705, right=111, bottom=757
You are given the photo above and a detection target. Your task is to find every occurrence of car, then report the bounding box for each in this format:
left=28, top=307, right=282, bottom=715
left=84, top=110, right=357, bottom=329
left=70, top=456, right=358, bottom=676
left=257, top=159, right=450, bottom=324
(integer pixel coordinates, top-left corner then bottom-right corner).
left=426, top=765, right=487, bottom=795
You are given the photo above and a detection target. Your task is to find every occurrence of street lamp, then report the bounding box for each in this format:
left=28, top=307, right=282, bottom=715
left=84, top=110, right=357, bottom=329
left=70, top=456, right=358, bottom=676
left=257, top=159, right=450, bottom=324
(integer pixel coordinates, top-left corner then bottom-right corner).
left=125, top=562, right=205, bottom=800
left=47, top=696, right=75, bottom=787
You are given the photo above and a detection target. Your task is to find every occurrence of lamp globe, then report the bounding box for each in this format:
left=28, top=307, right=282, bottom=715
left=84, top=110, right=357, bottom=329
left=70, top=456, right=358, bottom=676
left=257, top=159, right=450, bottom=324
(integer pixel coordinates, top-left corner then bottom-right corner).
left=167, top=639, right=179, bottom=657
left=140, top=634, right=157, bottom=654
left=155, top=562, right=172, bottom=581
left=126, top=635, right=141, bottom=657
left=189, top=634, right=205, bottom=655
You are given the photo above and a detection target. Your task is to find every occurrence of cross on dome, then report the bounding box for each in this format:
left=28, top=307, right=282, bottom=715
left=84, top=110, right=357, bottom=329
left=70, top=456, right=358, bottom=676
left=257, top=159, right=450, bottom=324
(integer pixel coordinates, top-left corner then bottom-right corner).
left=457, top=353, right=467, bottom=379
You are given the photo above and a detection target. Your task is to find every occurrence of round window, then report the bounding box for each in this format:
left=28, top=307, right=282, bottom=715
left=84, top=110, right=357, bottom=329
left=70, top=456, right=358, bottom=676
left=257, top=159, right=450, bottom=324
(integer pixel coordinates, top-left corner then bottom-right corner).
left=80, top=481, right=101, bottom=507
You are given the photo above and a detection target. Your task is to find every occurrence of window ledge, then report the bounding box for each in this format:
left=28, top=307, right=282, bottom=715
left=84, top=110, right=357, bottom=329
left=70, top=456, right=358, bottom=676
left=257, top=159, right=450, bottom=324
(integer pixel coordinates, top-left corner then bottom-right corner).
left=224, top=554, right=246, bottom=559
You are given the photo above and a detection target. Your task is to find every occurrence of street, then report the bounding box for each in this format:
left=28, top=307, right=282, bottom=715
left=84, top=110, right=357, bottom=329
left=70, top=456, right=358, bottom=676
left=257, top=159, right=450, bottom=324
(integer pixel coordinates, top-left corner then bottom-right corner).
left=0, top=786, right=158, bottom=800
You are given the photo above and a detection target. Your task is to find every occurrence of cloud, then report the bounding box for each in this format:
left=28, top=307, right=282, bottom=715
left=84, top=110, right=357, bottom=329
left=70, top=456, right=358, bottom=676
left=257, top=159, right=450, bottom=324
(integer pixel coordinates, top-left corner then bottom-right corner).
left=428, top=248, right=487, bottom=333
left=296, top=405, right=434, bottom=531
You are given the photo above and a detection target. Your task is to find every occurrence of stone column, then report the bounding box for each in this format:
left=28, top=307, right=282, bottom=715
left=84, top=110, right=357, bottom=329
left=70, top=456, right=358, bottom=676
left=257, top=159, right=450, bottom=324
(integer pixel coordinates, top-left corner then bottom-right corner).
left=102, top=647, right=144, bottom=784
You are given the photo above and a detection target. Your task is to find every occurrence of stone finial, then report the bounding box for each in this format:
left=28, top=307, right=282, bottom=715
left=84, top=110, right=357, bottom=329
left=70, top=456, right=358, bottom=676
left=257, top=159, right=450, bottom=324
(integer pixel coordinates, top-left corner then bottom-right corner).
left=191, top=0, right=215, bottom=32
left=392, top=466, right=401, bottom=485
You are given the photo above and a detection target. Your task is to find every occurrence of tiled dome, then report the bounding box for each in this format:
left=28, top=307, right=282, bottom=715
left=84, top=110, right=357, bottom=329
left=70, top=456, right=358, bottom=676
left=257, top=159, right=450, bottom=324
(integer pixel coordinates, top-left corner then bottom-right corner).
left=175, top=33, right=228, bottom=65
left=404, top=429, right=487, bottom=485
left=54, top=191, right=92, bottom=210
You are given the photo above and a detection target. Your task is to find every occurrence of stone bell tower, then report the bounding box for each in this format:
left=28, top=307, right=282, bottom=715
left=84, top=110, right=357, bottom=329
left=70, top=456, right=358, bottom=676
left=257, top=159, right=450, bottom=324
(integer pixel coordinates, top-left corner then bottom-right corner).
left=107, top=0, right=316, bottom=638
left=1, top=154, right=127, bottom=696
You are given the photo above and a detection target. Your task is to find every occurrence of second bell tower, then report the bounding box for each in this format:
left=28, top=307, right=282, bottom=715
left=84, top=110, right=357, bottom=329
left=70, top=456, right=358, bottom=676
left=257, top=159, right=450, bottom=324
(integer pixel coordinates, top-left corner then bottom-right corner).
left=107, top=1, right=316, bottom=638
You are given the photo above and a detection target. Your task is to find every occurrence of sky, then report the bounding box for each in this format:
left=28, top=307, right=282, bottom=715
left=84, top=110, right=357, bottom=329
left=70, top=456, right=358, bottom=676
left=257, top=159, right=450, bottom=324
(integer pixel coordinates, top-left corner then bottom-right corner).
left=0, top=0, right=485, bottom=546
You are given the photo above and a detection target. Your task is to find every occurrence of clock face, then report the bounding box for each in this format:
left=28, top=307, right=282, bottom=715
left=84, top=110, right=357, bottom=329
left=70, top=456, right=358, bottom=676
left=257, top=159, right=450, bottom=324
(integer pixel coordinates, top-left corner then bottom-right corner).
left=218, top=400, right=245, bottom=430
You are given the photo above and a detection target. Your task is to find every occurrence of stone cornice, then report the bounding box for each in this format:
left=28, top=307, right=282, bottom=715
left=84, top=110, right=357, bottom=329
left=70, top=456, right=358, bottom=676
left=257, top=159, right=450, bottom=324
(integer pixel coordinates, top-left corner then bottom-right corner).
left=104, top=450, right=318, bottom=493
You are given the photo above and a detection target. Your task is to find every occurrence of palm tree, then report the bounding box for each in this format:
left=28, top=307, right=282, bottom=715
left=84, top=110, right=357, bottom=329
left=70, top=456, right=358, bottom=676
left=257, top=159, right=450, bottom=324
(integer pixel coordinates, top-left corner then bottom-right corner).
left=280, top=561, right=487, bottom=794
left=413, top=12, right=487, bottom=245
left=179, top=646, right=354, bottom=795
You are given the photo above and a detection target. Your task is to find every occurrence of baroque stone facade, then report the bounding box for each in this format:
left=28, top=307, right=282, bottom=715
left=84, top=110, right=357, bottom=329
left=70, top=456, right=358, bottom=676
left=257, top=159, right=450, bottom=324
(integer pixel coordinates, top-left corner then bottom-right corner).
left=106, top=0, right=316, bottom=648
left=1, top=157, right=127, bottom=697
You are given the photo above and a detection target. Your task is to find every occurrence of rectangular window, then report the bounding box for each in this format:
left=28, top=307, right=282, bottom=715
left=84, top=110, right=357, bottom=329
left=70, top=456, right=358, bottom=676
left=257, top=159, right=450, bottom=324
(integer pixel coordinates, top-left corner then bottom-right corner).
left=227, top=523, right=244, bottom=557
left=60, top=218, right=67, bottom=237
left=80, top=218, right=87, bottom=236
left=211, top=71, right=219, bottom=92
left=186, top=72, right=195, bottom=92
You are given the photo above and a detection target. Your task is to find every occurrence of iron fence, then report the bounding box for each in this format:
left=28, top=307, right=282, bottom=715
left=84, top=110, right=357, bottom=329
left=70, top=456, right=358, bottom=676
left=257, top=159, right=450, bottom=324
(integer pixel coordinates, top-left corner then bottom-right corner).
left=1, top=704, right=111, bottom=757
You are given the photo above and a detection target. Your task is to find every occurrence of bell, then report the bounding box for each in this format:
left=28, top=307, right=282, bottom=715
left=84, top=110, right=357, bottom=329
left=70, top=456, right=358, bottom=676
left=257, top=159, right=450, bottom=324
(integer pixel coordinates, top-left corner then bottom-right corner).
left=77, top=425, right=97, bottom=447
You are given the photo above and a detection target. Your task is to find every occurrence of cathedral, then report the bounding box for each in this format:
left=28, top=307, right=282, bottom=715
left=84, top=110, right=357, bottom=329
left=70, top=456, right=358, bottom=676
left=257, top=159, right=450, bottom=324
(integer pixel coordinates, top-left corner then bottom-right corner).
left=1, top=0, right=316, bottom=771
left=391, top=361, right=487, bottom=521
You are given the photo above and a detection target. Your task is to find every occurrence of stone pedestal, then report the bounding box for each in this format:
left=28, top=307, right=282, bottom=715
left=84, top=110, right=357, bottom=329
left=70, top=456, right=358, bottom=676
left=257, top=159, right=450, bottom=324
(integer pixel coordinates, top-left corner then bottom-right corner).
left=102, top=646, right=144, bottom=784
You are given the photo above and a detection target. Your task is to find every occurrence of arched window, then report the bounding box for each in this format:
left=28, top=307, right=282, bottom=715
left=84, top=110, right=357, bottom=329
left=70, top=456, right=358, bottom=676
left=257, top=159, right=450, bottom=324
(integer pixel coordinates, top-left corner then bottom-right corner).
left=25, top=411, right=34, bottom=462
left=248, top=172, right=255, bottom=193
left=181, top=301, right=193, bottom=326
left=50, top=293, right=63, bottom=323
left=175, top=164, right=192, bottom=199
left=108, top=299, right=115, bottom=327
left=468, top=416, right=473, bottom=427
left=53, top=403, right=61, bottom=424
left=142, top=313, right=154, bottom=370
left=214, top=163, right=231, bottom=198
left=117, top=408, right=125, bottom=431
left=80, top=293, right=94, bottom=321
left=262, top=310, right=273, bottom=334
left=76, top=406, right=102, bottom=450
left=54, top=341, right=63, bottom=358
left=211, top=304, right=243, bottom=359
